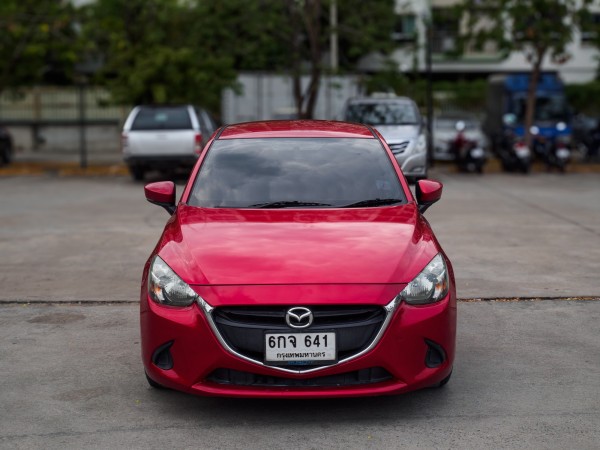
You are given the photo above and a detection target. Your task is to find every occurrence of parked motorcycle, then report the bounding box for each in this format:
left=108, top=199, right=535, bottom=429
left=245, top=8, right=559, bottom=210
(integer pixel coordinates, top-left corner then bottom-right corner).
left=497, top=130, right=532, bottom=174
left=450, top=121, right=487, bottom=173
left=531, top=126, right=571, bottom=173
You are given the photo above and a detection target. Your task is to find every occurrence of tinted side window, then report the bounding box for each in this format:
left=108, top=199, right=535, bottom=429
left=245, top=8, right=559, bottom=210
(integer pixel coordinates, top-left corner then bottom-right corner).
left=131, top=107, right=192, bottom=130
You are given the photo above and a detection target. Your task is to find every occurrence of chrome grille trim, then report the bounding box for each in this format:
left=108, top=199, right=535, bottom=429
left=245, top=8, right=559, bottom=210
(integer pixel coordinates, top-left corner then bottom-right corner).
left=197, top=296, right=401, bottom=375
left=389, top=141, right=411, bottom=154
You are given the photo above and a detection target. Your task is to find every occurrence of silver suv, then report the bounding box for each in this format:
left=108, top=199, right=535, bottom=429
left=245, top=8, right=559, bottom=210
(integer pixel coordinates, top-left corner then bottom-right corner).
left=122, top=105, right=217, bottom=180
left=343, top=95, right=428, bottom=181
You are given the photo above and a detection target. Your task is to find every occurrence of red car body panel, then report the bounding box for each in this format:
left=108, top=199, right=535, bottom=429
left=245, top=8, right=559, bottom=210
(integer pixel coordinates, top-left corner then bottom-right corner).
left=218, top=120, right=375, bottom=139
left=140, top=287, right=456, bottom=398
left=156, top=204, right=438, bottom=286
left=141, top=120, right=456, bottom=398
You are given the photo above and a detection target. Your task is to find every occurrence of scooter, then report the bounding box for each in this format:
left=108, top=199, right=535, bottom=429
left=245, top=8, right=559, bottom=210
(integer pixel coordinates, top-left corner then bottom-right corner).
left=498, top=131, right=532, bottom=174
left=531, top=126, right=571, bottom=173
left=450, top=121, right=487, bottom=174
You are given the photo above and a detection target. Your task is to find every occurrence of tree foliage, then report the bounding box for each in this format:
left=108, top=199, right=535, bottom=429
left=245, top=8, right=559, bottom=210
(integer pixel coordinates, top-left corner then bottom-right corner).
left=2, top=0, right=397, bottom=118
left=188, top=0, right=397, bottom=119
left=458, top=0, right=590, bottom=145
left=0, top=0, right=77, bottom=94
left=80, top=0, right=238, bottom=113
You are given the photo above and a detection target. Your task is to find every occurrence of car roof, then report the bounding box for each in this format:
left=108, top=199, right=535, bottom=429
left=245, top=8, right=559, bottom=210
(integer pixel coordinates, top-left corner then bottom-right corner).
left=218, top=120, right=375, bottom=139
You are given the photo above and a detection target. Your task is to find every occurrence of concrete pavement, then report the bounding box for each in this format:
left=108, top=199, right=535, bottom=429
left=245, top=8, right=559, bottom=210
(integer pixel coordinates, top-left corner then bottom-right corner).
left=1, top=172, right=598, bottom=301
left=1, top=172, right=599, bottom=449
left=0, top=300, right=598, bottom=449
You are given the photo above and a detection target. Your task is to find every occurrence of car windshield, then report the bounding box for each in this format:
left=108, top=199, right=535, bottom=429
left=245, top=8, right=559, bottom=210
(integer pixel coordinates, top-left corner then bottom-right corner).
left=131, top=107, right=192, bottom=130
left=345, top=102, right=419, bottom=125
left=188, top=138, right=406, bottom=208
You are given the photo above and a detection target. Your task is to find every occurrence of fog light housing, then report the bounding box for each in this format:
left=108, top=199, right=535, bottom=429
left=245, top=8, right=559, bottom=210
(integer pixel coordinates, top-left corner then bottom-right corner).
left=152, top=341, right=174, bottom=370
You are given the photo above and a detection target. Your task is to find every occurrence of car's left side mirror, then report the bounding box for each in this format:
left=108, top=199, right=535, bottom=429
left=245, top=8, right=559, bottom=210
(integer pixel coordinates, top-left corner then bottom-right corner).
left=416, top=179, right=443, bottom=214
left=145, top=181, right=176, bottom=215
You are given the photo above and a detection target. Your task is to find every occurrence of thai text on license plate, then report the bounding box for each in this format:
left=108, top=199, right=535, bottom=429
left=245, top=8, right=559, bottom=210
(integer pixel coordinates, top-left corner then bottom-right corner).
left=264, top=332, right=336, bottom=364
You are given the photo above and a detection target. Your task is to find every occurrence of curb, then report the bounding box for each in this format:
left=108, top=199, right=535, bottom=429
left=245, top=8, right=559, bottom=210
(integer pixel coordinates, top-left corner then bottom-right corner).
left=0, top=161, right=128, bottom=177
left=1, top=159, right=599, bottom=178
left=432, top=159, right=600, bottom=174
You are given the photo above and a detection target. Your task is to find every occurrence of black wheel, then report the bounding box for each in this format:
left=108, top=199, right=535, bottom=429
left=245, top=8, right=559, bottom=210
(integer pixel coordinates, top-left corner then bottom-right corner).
left=130, top=166, right=145, bottom=181
left=145, top=372, right=166, bottom=389
left=0, top=141, right=12, bottom=165
left=435, top=370, right=452, bottom=388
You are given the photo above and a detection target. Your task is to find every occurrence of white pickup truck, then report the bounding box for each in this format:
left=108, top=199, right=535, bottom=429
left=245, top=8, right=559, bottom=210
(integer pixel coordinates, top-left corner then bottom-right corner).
left=122, top=105, right=218, bottom=180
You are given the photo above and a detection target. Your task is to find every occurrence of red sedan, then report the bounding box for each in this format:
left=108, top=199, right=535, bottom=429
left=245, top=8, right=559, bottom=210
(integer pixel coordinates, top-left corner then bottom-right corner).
left=141, top=120, right=456, bottom=398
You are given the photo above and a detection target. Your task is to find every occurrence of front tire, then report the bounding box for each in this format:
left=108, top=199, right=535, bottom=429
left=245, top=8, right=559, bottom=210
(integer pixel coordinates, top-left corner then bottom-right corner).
left=0, top=141, right=12, bottom=165
left=129, top=166, right=145, bottom=181
left=435, top=370, right=452, bottom=388
left=145, top=372, right=166, bottom=389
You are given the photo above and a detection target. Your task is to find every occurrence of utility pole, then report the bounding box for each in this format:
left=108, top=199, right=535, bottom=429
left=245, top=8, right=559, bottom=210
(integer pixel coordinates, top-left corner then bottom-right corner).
left=330, top=0, right=338, bottom=73
left=425, top=3, right=434, bottom=168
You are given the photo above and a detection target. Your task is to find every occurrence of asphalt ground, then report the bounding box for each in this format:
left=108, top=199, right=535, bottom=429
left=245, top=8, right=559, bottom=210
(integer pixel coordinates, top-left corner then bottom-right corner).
left=0, top=171, right=599, bottom=449
left=0, top=171, right=598, bottom=301
left=1, top=300, right=598, bottom=449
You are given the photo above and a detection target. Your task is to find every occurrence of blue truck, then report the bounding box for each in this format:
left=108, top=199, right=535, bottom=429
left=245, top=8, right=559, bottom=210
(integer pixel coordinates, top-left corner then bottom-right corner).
left=483, top=72, right=572, bottom=154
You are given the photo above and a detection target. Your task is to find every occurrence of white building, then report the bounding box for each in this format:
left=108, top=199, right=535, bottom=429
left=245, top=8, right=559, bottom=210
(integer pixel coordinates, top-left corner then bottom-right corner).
left=369, top=0, right=600, bottom=83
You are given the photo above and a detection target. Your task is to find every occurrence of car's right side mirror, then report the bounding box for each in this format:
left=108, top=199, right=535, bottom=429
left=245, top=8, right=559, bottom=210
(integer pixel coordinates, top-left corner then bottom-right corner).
left=416, top=179, right=443, bottom=214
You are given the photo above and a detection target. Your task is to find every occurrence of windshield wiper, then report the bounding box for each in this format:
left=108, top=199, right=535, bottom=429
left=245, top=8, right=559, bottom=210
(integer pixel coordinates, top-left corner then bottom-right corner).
left=341, top=198, right=403, bottom=208
left=248, top=201, right=332, bottom=209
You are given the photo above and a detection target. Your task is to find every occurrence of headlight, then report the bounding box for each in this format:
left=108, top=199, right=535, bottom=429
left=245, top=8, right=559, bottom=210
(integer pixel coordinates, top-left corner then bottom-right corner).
left=148, top=256, right=197, bottom=306
left=415, top=133, right=427, bottom=153
left=400, top=254, right=449, bottom=305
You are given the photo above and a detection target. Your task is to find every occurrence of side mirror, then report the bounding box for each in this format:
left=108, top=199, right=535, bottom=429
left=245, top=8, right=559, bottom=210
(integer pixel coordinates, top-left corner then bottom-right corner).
left=416, top=179, right=443, bottom=213
left=145, top=181, right=176, bottom=215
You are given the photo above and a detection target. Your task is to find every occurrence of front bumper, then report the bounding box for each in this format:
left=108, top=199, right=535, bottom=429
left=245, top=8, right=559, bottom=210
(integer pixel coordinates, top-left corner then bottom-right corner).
left=141, top=285, right=456, bottom=398
left=124, top=154, right=197, bottom=171
left=396, top=151, right=428, bottom=179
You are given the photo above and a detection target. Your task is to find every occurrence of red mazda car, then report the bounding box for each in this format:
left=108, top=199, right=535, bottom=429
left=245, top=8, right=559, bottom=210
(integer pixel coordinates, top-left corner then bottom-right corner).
left=141, top=120, right=456, bottom=398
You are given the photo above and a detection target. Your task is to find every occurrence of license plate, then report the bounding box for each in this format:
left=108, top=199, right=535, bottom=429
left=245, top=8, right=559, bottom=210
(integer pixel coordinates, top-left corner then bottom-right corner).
left=264, top=332, right=336, bottom=365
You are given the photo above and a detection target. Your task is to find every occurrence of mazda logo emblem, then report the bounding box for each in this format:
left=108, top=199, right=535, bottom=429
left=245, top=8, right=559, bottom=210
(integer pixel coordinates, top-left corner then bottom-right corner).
left=285, top=307, right=313, bottom=329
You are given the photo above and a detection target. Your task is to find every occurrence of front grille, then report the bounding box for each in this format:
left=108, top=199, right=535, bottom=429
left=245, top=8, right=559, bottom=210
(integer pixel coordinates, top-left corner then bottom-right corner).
left=207, top=367, right=392, bottom=387
left=389, top=141, right=410, bottom=155
left=212, top=306, right=386, bottom=367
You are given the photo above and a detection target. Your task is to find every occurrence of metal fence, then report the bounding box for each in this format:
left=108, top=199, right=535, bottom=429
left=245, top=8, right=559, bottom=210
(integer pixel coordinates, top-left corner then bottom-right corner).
left=0, top=86, right=128, bottom=123
left=0, top=87, right=130, bottom=155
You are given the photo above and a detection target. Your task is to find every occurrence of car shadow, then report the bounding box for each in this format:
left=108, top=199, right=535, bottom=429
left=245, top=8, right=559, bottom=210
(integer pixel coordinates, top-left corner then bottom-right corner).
left=148, top=385, right=454, bottom=426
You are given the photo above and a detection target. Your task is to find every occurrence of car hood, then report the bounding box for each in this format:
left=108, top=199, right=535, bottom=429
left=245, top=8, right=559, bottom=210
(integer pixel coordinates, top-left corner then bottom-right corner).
left=158, top=204, right=439, bottom=286
left=373, top=125, right=420, bottom=142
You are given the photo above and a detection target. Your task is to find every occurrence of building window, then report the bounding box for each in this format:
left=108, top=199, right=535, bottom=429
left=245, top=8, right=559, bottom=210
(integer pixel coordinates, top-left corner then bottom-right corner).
left=581, top=12, right=600, bottom=43
left=392, top=14, right=416, bottom=42
left=432, top=8, right=460, bottom=54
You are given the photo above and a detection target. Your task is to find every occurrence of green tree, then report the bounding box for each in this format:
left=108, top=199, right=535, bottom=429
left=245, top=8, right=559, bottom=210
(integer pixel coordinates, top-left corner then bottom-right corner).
left=81, top=0, right=396, bottom=118
left=278, top=0, right=397, bottom=119
left=194, top=0, right=397, bottom=119
left=80, top=0, right=238, bottom=113
left=459, top=0, right=589, bottom=146
left=0, top=0, right=77, bottom=94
